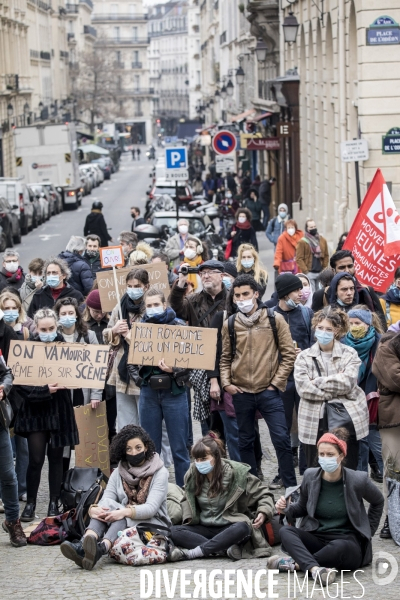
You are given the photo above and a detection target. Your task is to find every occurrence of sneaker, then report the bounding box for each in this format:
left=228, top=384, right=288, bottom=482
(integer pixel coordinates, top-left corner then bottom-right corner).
left=2, top=519, right=27, bottom=547
left=226, top=544, right=242, bottom=561
left=0, top=499, right=4, bottom=513
left=167, top=546, right=189, bottom=562
left=311, top=567, right=337, bottom=586
left=269, top=475, right=283, bottom=490
left=267, top=554, right=296, bottom=572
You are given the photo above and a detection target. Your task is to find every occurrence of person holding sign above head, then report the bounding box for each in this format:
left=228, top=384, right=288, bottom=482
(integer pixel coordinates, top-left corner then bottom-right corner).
left=103, top=268, right=149, bottom=432
left=27, top=257, right=84, bottom=319
left=15, top=308, right=79, bottom=522
left=127, top=288, right=191, bottom=488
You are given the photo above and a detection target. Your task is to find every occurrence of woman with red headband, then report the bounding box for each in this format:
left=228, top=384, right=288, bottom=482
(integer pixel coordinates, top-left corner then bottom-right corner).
left=267, top=427, right=383, bottom=586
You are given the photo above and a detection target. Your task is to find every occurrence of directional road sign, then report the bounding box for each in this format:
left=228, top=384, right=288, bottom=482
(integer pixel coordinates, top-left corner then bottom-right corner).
left=212, top=130, right=237, bottom=155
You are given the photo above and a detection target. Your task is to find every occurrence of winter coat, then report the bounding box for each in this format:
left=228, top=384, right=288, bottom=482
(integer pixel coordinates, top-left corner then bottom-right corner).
left=20, top=278, right=40, bottom=312
left=58, top=251, right=94, bottom=296
left=266, top=215, right=290, bottom=246
left=371, top=331, right=400, bottom=429
left=0, top=267, right=25, bottom=293
left=164, top=233, right=188, bottom=268
left=259, top=180, right=271, bottom=206
left=220, top=307, right=296, bottom=394
left=169, top=282, right=228, bottom=328
left=85, top=316, right=109, bottom=345
left=285, top=467, right=384, bottom=567
left=294, top=341, right=369, bottom=445
left=243, top=197, right=262, bottom=223
left=228, top=224, right=258, bottom=257
left=295, top=235, right=329, bottom=274
left=27, top=284, right=84, bottom=319
left=167, top=483, right=184, bottom=525
left=0, top=318, right=20, bottom=362
left=273, top=230, right=304, bottom=273
left=83, top=210, right=112, bottom=247
left=272, top=304, right=314, bottom=353
left=82, top=252, right=103, bottom=275
left=181, top=459, right=275, bottom=559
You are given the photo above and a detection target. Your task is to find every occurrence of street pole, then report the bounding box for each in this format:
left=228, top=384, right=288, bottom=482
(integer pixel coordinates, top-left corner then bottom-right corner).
left=355, top=160, right=361, bottom=209
left=175, top=180, right=179, bottom=222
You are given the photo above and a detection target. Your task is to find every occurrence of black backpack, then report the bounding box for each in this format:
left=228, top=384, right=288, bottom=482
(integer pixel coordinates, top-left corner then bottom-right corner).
left=60, top=467, right=107, bottom=540
left=227, top=307, right=279, bottom=358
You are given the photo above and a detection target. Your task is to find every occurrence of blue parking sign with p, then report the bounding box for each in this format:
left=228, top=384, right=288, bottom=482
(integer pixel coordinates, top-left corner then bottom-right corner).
left=165, top=147, right=187, bottom=169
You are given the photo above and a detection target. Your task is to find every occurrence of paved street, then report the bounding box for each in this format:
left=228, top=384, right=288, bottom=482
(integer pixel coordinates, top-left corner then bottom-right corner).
left=0, top=157, right=398, bottom=599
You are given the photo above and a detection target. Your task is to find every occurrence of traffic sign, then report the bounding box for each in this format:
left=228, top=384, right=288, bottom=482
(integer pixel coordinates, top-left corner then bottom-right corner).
left=340, top=139, right=369, bottom=162
left=216, top=153, right=236, bottom=173
left=212, top=130, right=237, bottom=155
left=165, top=170, right=188, bottom=181
left=165, top=147, right=187, bottom=169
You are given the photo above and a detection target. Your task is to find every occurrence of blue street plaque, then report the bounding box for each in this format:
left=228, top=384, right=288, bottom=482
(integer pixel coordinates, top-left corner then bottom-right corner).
left=382, top=128, right=400, bottom=154
left=367, top=15, right=400, bottom=45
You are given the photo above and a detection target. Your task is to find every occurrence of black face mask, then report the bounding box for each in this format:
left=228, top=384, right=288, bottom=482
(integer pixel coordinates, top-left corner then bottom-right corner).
left=308, top=228, right=318, bottom=236
left=126, top=451, right=146, bottom=467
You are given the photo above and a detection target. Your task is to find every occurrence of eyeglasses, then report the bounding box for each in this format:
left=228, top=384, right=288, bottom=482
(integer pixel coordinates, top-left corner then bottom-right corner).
left=200, top=270, right=220, bottom=277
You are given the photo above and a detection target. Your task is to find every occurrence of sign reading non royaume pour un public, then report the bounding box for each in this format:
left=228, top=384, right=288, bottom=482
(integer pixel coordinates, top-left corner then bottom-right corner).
left=382, top=128, right=400, bottom=154
left=366, top=15, right=400, bottom=45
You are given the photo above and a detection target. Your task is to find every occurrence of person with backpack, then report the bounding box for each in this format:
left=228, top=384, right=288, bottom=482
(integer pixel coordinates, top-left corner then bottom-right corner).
left=60, top=424, right=170, bottom=570
left=219, top=274, right=298, bottom=491
left=295, top=219, right=329, bottom=291
left=266, top=203, right=290, bottom=248
left=268, top=274, right=314, bottom=489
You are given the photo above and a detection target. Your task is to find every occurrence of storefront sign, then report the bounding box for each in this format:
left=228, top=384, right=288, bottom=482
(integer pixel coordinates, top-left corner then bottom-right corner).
left=277, top=122, right=292, bottom=137
left=366, top=16, right=400, bottom=45
left=382, top=128, right=400, bottom=154
left=246, top=137, right=280, bottom=151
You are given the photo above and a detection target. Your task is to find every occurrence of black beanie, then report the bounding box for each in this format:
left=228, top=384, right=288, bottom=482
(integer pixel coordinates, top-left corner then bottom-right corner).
left=275, top=273, right=303, bottom=299
left=223, top=262, right=238, bottom=278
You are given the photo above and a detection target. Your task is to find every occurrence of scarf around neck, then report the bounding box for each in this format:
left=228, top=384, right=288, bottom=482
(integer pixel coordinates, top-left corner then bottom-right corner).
left=236, top=307, right=263, bottom=327
left=235, top=219, right=251, bottom=230
left=3, top=267, right=23, bottom=282
left=120, top=293, right=143, bottom=324
left=304, top=232, right=321, bottom=257
left=384, top=284, right=400, bottom=305
left=118, top=453, right=164, bottom=505
left=142, top=306, right=177, bottom=325
left=182, top=254, right=203, bottom=290
left=343, top=326, right=376, bottom=382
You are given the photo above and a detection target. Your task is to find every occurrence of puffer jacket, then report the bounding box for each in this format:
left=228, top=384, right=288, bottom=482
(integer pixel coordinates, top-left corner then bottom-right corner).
left=181, top=459, right=275, bottom=559
left=371, top=331, right=400, bottom=429
left=58, top=251, right=94, bottom=296
left=219, top=307, right=296, bottom=394
left=273, top=229, right=304, bottom=272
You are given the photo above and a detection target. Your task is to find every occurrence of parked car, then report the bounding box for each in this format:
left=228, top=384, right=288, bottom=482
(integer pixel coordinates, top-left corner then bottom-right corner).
left=84, top=164, right=101, bottom=187
left=27, top=184, right=51, bottom=222
left=0, top=178, right=34, bottom=235
left=79, top=165, right=93, bottom=195
left=26, top=186, right=45, bottom=227
left=42, top=183, right=63, bottom=215
left=0, top=196, right=22, bottom=246
left=134, top=210, right=210, bottom=241
left=91, top=158, right=111, bottom=180
left=147, top=179, right=192, bottom=203
left=91, top=164, right=104, bottom=185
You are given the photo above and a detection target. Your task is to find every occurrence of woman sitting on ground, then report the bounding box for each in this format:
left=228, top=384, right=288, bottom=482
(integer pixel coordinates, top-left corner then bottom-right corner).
left=268, top=428, right=383, bottom=586
left=168, top=433, right=275, bottom=562
left=60, top=424, right=170, bottom=571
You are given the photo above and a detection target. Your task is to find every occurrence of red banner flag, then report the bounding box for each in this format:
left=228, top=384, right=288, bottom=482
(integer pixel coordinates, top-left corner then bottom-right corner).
left=343, top=168, right=400, bottom=293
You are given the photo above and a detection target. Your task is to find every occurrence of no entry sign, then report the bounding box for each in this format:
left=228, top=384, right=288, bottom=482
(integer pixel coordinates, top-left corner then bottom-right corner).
left=212, top=130, right=237, bottom=155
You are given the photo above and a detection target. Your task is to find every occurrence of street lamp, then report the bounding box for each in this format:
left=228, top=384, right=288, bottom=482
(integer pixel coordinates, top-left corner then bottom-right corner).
left=7, top=103, right=13, bottom=117
left=220, top=84, right=227, bottom=100
left=282, top=12, right=300, bottom=43
left=215, top=89, right=220, bottom=98
left=226, top=79, right=234, bottom=97
left=255, top=38, right=268, bottom=63
left=236, top=66, right=245, bottom=85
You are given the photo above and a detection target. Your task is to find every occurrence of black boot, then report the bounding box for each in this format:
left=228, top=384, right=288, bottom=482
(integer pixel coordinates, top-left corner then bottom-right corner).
left=20, top=499, right=36, bottom=522
left=292, top=447, right=299, bottom=469
left=82, top=535, right=109, bottom=571
left=370, top=463, right=383, bottom=483
left=47, top=497, right=60, bottom=517
left=60, top=539, right=85, bottom=567
left=380, top=516, right=392, bottom=539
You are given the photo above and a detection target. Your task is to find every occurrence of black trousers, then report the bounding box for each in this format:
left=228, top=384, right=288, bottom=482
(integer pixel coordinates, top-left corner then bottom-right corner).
left=279, top=381, right=307, bottom=474
left=303, top=416, right=359, bottom=471
left=170, top=522, right=251, bottom=556
left=26, top=431, right=64, bottom=500
left=280, top=526, right=363, bottom=573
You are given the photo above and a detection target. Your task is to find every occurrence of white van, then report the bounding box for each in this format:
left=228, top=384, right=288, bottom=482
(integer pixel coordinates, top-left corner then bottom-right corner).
left=0, top=178, right=34, bottom=235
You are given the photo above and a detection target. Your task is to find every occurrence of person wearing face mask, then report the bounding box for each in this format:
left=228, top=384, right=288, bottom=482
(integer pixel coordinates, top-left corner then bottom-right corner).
left=342, top=306, right=384, bottom=481
left=273, top=220, right=304, bottom=274
left=82, top=235, right=103, bottom=275
left=165, top=218, right=191, bottom=268
left=266, top=203, right=291, bottom=248
left=60, top=425, right=170, bottom=570
left=15, top=308, right=79, bottom=522
left=168, top=433, right=275, bottom=562
left=0, top=291, right=30, bottom=340
left=127, top=288, right=191, bottom=487
left=236, top=243, right=268, bottom=297
left=103, top=268, right=149, bottom=431
left=227, top=208, right=258, bottom=259
left=27, top=257, right=84, bottom=318
left=177, top=236, right=208, bottom=292
left=220, top=274, right=298, bottom=490
left=328, top=272, right=358, bottom=312
left=130, top=206, right=145, bottom=231
left=295, top=219, right=329, bottom=291
left=294, top=307, right=369, bottom=471
left=0, top=249, right=25, bottom=293
left=297, top=273, right=313, bottom=308
left=270, top=428, right=383, bottom=585
left=19, top=258, right=44, bottom=313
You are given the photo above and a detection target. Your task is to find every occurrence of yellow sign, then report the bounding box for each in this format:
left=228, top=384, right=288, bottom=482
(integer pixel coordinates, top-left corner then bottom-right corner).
left=65, top=153, right=71, bottom=162
left=240, top=133, right=263, bottom=149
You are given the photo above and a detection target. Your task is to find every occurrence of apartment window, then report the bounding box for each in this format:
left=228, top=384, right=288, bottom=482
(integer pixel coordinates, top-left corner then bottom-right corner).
left=135, top=100, right=141, bottom=114
left=117, top=76, right=122, bottom=90
left=111, top=4, right=118, bottom=14
left=129, top=3, right=136, bottom=14
left=133, top=50, right=139, bottom=62
left=132, top=27, right=138, bottom=41
left=114, top=26, right=120, bottom=40
left=134, top=75, right=140, bottom=90
left=116, top=51, right=121, bottom=62
left=69, top=20, right=74, bottom=33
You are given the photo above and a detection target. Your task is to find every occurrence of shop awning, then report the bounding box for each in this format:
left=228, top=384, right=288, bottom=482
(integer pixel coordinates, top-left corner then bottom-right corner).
left=230, top=109, right=257, bottom=123
left=79, top=144, right=110, bottom=155
left=254, top=112, right=273, bottom=121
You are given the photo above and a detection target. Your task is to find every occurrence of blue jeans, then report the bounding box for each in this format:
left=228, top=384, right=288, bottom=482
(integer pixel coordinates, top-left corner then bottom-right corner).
left=232, top=389, right=297, bottom=487
left=12, top=435, right=29, bottom=497
left=219, top=411, right=241, bottom=462
left=0, top=425, right=19, bottom=522
left=139, top=386, right=190, bottom=487
left=357, top=425, right=384, bottom=473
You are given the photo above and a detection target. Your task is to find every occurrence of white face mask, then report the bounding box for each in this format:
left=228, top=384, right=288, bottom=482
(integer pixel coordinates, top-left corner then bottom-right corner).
left=236, top=297, right=255, bottom=314
left=178, top=225, right=188, bottom=235
left=238, top=216, right=247, bottom=224
left=287, top=227, right=295, bottom=236
left=5, top=261, right=19, bottom=273
left=184, top=248, right=197, bottom=260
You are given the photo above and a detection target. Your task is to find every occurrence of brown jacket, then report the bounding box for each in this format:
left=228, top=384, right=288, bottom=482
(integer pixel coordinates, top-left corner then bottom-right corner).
left=295, top=235, right=329, bottom=274
left=371, top=331, right=400, bottom=429
left=220, top=308, right=296, bottom=394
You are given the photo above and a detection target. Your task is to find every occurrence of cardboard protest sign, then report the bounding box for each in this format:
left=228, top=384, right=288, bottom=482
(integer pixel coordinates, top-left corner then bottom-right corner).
left=127, top=323, right=217, bottom=370
left=8, top=341, right=109, bottom=389
left=100, top=245, right=124, bottom=269
left=343, top=168, right=400, bottom=292
left=96, top=263, right=170, bottom=312
left=74, top=404, right=110, bottom=477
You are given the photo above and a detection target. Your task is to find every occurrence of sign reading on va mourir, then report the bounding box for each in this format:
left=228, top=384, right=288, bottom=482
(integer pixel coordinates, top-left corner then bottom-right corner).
left=382, top=128, right=400, bottom=154
left=164, top=147, right=188, bottom=180
left=367, top=15, right=400, bottom=45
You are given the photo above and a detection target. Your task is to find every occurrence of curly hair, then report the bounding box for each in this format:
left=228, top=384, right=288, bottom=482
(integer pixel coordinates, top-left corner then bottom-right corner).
left=235, top=207, right=252, bottom=222
left=43, top=256, right=71, bottom=281
left=312, top=306, right=349, bottom=339
left=109, top=425, right=156, bottom=464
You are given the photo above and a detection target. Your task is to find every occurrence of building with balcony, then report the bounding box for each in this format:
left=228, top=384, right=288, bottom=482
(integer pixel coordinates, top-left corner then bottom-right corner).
left=91, top=0, right=152, bottom=142
left=187, top=0, right=201, bottom=119
left=148, top=1, right=189, bottom=136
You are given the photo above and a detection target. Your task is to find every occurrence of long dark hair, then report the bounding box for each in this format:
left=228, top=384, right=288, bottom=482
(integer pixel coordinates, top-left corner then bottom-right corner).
left=191, top=433, right=226, bottom=498
left=54, top=296, right=88, bottom=336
